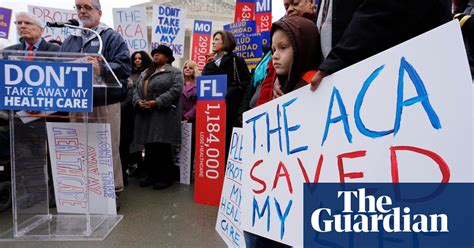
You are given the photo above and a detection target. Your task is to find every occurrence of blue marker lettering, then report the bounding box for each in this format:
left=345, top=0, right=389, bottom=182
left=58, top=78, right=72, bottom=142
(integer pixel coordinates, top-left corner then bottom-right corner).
left=267, top=104, right=283, bottom=153
left=321, top=87, right=352, bottom=146
left=394, top=57, right=441, bottom=134
left=354, top=65, right=394, bottom=138
left=282, top=97, right=307, bottom=154
left=245, top=112, right=266, bottom=154
left=274, top=197, right=293, bottom=240
left=252, top=195, right=271, bottom=232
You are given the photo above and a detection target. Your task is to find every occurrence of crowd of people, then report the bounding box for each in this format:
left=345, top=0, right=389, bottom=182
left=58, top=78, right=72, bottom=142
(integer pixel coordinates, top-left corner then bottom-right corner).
left=1, top=0, right=474, bottom=244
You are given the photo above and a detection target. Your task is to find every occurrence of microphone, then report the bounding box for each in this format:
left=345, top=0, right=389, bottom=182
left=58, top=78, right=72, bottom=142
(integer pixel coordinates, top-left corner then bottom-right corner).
left=46, top=18, right=103, bottom=54
left=46, top=19, right=80, bottom=28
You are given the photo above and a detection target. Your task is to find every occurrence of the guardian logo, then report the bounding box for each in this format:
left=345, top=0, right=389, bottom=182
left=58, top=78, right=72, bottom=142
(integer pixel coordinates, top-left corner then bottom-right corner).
left=311, top=188, right=448, bottom=233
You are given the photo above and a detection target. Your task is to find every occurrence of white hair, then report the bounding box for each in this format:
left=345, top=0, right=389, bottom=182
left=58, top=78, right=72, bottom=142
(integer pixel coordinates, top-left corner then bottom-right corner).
left=92, top=0, right=101, bottom=10
left=15, top=12, right=44, bottom=28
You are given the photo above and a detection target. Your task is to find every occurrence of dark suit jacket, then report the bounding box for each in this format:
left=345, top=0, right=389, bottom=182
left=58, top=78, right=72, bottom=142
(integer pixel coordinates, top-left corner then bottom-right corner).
left=317, top=0, right=452, bottom=74
left=4, top=38, right=60, bottom=52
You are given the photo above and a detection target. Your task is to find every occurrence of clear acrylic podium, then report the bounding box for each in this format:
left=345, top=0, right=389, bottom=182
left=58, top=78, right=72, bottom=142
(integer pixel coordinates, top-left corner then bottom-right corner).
left=0, top=50, right=123, bottom=241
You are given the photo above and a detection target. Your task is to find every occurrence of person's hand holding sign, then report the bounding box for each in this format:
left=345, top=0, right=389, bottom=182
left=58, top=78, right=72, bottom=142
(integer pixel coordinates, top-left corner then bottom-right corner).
left=310, top=70, right=328, bottom=92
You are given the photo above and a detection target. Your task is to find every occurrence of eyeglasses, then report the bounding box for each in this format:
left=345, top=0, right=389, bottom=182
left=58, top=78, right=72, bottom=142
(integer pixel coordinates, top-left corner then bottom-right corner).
left=74, top=4, right=96, bottom=11
left=14, top=21, right=34, bottom=26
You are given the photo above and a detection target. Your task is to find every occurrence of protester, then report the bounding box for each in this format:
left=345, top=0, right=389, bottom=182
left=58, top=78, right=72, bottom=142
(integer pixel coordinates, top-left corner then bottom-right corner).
left=181, top=60, right=198, bottom=123
left=256, top=0, right=315, bottom=105
left=243, top=15, right=322, bottom=248
left=271, top=16, right=321, bottom=93
left=130, top=50, right=153, bottom=83
left=60, top=0, right=131, bottom=209
left=5, top=12, right=59, bottom=52
left=133, top=45, right=182, bottom=190
left=310, top=0, right=452, bottom=90
left=120, top=51, right=153, bottom=181
left=202, top=30, right=251, bottom=156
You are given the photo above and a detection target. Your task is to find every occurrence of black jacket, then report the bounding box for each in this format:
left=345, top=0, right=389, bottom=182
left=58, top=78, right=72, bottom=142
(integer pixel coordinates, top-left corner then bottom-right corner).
left=318, top=0, right=452, bottom=74
left=202, top=52, right=251, bottom=119
left=4, top=38, right=60, bottom=52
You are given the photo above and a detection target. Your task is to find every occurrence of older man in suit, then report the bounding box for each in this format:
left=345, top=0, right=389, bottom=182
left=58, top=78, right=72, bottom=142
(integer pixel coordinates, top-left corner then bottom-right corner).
left=5, top=12, right=59, bottom=53
left=3, top=12, right=61, bottom=209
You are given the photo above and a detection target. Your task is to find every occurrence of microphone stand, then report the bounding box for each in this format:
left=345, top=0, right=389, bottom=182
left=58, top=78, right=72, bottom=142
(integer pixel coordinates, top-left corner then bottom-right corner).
left=64, top=24, right=103, bottom=55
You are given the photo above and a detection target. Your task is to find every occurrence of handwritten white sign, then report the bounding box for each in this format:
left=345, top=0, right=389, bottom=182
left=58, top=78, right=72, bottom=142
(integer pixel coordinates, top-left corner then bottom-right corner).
left=173, top=122, right=192, bottom=185
left=28, top=5, right=77, bottom=42
left=113, top=7, right=148, bottom=53
left=241, top=21, right=473, bottom=246
left=151, top=5, right=186, bottom=58
left=216, top=128, right=246, bottom=248
left=46, top=122, right=116, bottom=215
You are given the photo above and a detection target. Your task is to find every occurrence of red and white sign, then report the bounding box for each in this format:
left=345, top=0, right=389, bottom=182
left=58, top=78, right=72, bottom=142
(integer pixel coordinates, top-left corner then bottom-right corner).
left=194, top=75, right=227, bottom=206
left=191, top=20, right=212, bottom=71
left=255, top=0, right=272, bottom=47
left=235, top=0, right=255, bottom=23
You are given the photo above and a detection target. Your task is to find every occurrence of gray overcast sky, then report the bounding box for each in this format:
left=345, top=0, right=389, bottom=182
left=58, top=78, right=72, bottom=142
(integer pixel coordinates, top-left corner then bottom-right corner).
left=0, top=0, right=286, bottom=47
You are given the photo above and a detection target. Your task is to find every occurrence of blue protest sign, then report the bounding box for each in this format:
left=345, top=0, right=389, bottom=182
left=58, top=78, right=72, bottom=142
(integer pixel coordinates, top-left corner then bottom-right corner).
left=197, top=75, right=227, bottom=101
left=0, top=60, right=93, bottom=112
left=193, top=20, right=212, bottom=35
left=224, top=20, right=257, bottom=37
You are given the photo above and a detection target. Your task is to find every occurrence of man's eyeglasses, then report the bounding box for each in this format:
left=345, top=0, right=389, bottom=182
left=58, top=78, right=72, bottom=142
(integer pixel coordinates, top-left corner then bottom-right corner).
left=14, top=21, right=34, bottom=26
left=74, top=4, right=96, bottom=11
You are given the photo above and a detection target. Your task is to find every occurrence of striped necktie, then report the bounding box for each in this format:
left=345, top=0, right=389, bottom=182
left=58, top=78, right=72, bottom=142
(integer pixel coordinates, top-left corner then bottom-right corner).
left=26, top=44, right=35, bottom=61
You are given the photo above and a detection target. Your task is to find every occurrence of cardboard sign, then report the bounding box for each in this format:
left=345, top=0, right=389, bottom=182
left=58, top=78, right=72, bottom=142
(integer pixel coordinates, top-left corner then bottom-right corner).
left=0, top=60, right=93, bottom=112
left=151, top=5, right=186, bottom=58
left=194, top=75, right=227, bottom=206
left=28, top=5, right=77, bottom=43
left=241, top=21, right=473, bottom=246
left=174, top=122, right=193, bottom=185
left=113, top=8, right=148, bottom=53
left=0, top=7, right=12, bottom=39
left=216, top=128, right=246, bottom=248
left=191, top=20, right=212, bottom=71
left=46, top=122, right=116, bottom=215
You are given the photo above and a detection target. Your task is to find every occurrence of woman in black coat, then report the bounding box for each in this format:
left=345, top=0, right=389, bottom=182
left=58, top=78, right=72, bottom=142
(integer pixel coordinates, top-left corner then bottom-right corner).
left=202, top=30, right=251, bottom=157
